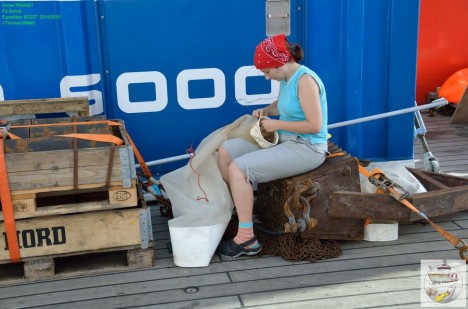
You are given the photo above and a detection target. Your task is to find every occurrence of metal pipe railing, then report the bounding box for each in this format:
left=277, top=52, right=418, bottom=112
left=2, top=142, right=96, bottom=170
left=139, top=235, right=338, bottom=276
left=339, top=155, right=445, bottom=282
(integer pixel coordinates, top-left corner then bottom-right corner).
left=139, top=98, right=448, bottom=168
left=328, top=98, right=447, bottom=129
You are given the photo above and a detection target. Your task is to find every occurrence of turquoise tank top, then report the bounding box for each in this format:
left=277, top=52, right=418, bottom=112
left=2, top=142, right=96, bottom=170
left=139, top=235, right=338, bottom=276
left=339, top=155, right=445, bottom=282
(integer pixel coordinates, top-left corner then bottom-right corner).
left=277, top=65, right=328, bottom=144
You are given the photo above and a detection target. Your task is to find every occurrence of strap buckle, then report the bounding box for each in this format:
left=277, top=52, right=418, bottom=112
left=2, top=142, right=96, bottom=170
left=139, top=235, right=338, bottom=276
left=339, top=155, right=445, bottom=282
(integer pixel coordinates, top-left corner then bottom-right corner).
left=368, top=172, right=410, bottom=201
left=0, top=123, right=11, bottom=139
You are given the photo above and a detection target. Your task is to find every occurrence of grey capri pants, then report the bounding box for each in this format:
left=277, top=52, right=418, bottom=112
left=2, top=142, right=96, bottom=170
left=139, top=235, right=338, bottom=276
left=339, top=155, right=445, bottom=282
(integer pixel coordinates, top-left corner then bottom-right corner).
left=221, top=134, right=327, bottom=184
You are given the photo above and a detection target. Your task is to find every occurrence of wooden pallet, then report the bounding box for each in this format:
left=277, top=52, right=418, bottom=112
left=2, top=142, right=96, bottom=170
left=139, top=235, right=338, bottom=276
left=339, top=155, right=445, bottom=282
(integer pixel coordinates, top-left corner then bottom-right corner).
left=1, top=115, right=137, bottom=214
left=0, top=97, right=89, bottom=117
left=0, top=183, right=153, bottom=283
left=1, top=100, right=135, bottom=198
left=0, top=207, right=149, bottom=262
left=4, top=140, right=134, bottom=190
left=0, top=98, right=155, bottom=284
left=0, top=182, right=139, bottom=221
left=0, top=243, right=154, bottom=284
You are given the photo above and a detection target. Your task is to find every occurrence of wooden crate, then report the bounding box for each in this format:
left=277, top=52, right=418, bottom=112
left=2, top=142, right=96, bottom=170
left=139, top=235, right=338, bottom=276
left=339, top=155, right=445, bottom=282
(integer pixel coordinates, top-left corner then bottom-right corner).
left=0, top=115, right=138, bottom=219
left=0, top=98, right=154, bottom=283
left=0, top=208, right=144, bottom=262
left=0, top=181, right=154, bottom=281
left=0, top=245, right=154, bottom=284
left=0, top=192, right=154, bottom=283
left=0, top=97, right=89, bottom=117
left=0, top=244, right=154, bottom=284
left=1, top=184, right=139, bottom=221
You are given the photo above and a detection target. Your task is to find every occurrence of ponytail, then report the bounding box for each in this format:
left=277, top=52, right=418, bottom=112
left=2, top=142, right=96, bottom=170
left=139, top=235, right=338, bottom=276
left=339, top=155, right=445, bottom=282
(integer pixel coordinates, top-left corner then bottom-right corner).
left=286, top=43, right=303, bottom=62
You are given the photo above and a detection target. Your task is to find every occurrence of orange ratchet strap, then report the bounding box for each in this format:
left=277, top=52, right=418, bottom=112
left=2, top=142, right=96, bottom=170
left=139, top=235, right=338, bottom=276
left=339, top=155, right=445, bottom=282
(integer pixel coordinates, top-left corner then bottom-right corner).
left=122, top=129, right=153, bottom=180
left=7, top=132, right=21, bottom=140
left=326, top=151, right=346, bottom=158
left=0, top=137, right=21, bottom=263
left=315, top=150, right=467, bottom=261
left=9, top=120, right=125, bottom=145
left=56, top=133, right=124, bottom=145
left=359, top=165, right=468, bottom=262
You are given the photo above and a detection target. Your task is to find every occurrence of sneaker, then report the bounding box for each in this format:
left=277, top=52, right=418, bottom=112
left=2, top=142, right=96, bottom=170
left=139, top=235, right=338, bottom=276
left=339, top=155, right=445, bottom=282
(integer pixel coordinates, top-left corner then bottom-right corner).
left=216, top=237, right=262, bottom=258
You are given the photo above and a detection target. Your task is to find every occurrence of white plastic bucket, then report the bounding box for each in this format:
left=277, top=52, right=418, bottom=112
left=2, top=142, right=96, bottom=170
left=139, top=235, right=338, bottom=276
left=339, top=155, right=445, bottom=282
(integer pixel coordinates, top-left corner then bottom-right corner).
left=364, top=221, right=399, bottom=241
left=169, top=220, right=228, bottom=267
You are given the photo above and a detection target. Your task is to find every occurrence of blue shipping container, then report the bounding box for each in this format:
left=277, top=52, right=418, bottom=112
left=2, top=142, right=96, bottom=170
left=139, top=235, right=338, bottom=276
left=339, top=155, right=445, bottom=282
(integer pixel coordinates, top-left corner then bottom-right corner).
left=0, top=0, right=419, bottom=174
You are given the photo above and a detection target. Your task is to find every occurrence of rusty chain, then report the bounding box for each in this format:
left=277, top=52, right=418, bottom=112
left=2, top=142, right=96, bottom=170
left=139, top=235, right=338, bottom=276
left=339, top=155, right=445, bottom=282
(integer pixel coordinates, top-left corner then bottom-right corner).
left=223, top=218, right=342, bottom=262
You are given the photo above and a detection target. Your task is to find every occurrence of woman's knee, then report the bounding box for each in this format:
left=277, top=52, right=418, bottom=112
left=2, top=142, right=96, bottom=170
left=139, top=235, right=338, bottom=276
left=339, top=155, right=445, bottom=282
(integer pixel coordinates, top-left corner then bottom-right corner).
left=218, top=145, right=231, bottom=163
left=228, top=161, right=247, bottom=182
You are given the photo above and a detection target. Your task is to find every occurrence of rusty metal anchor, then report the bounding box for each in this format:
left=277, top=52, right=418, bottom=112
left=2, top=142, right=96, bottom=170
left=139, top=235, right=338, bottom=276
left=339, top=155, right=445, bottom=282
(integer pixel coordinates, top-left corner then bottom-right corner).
left=362, top=166, right=468, bottom=263
left=283, top=179, right=319, bottom=233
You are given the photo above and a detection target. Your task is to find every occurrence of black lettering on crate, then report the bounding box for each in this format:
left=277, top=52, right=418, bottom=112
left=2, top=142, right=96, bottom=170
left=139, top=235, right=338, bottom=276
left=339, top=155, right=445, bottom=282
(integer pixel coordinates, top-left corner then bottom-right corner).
left=3, top=226, right=67, bottom=250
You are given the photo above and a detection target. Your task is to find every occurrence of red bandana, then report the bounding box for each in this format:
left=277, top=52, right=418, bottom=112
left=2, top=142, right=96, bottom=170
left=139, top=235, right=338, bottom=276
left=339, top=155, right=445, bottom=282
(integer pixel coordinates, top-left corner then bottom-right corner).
left=254, top=34, right=294, bottom=70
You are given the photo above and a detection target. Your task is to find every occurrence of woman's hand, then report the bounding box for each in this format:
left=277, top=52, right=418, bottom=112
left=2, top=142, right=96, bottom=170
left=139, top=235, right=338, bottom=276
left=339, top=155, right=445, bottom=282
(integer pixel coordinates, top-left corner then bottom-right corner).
left=259, top=117, right=277, bottom=132
left=252, top=108, right=267, bottom=118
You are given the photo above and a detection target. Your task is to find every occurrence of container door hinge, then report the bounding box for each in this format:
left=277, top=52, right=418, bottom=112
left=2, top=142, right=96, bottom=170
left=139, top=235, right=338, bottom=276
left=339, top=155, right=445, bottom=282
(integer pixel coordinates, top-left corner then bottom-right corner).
left=266, top=0, right=290, bottom=37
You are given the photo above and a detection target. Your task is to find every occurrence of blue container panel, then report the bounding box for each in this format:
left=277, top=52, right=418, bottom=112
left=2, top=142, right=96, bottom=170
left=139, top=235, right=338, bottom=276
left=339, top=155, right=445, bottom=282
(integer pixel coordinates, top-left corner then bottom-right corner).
left=0, top=0, right=420, bottom=175
left=0, top=0, right=102, bottom=105
left=304, top=0, right=419, bottom=161
left=98, top=0, right=302, bottom=173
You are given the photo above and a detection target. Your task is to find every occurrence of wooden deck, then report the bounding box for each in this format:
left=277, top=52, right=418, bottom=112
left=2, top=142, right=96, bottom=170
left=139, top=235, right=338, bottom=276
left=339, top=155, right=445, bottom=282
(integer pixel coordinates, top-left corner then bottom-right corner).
left=1, top=112, right=467, bottom=308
